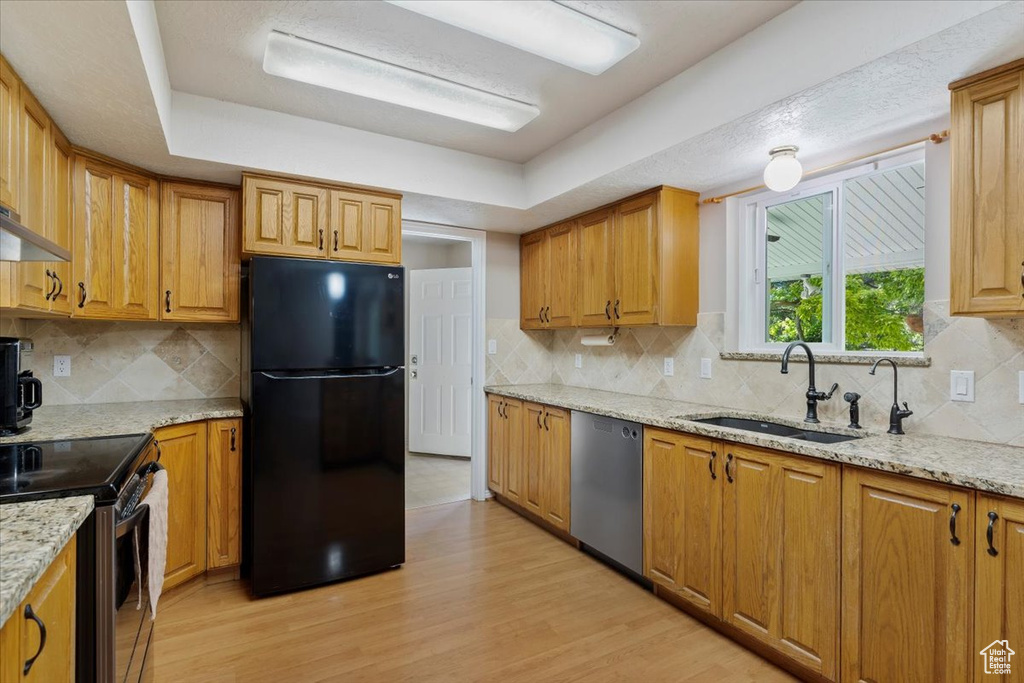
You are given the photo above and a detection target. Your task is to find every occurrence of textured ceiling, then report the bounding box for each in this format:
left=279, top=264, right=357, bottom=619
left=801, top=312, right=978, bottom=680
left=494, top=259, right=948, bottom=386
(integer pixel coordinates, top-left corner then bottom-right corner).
left=152, top=0, right=796, bottom=163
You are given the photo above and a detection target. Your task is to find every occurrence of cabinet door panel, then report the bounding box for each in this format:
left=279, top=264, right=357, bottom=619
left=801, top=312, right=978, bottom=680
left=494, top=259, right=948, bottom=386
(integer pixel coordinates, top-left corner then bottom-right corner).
left=17, top=537, right=75, bottom=683
left=113, top=173, right=159, bottom=319
left=522, top=402, right=545, bottom=515
left=546, top=222, right=576, bottom=327
left=951, top=70, right=1024, bottom=314
left=161, top=182, right=240, bottom=322
left=13, top=87, right=50, bottom=311
left=48, top=128, right=73, bottom=314
left=541, top=407, right=570, bottom=531
left=208, top=419, right=242, bottom=568
left=577, top=209, right=615, bottom=327
left=503, top=399, right=523, bottom=504
left=643, top=428, right=683, bottom=589
left=487, top=395, right=505, bottom=495
left=74, top=158, right=117, bottom=317
left=613, top=194, right=657, bottom=325
left=157, top=422, right=208, bottom=590
left=520, top=232, right=547, bottom=329
left=329, top=190, right=364, bottom=260
left=842, top=468, right=971, bottom=683
left=363, top=197, right=401, bottom=264
left=975, top=494, right=1024, bottom=682
left=0, top=55, right=19, bottom=211
left=242, top=177, right=327, bottom=259
left=676, top=433, right=721, bottom=615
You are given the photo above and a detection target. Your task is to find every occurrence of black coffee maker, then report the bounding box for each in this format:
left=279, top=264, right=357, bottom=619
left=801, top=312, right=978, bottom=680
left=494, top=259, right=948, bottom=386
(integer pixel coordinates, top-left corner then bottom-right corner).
left=0, top=337, right=41, bottom=435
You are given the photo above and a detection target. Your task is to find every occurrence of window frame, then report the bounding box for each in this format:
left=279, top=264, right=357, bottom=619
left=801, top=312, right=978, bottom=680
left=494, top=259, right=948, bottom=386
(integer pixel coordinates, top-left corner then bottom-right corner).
left=737, top=147, right=926, bottom=357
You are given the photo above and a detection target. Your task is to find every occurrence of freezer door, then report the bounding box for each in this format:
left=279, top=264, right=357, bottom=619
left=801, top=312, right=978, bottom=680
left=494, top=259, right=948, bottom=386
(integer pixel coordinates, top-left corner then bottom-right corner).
left=250, top=257, right=404, bottom=371
left=249, top=367, right=405, bottom=596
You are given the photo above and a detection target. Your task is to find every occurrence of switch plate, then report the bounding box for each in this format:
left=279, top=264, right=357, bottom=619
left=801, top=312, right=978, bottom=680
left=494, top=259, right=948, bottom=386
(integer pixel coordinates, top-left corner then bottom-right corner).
left=1019, top=371, right=1024, bottom=405
left=663, top=357, right=674, bottom=376
left=700, top=358, right=712, bottom=379
left=54, top=355, right=71, bottom=377
left=574, top=353, right=582, bottom=369
left=950, top=370, right=975, bottom=402
left=487, top=339, right=497, bottom=355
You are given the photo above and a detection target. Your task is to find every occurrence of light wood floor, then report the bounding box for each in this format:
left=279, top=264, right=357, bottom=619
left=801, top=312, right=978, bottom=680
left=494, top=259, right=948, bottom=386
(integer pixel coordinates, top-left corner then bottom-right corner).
left=151, top=501, right=795, bottom=683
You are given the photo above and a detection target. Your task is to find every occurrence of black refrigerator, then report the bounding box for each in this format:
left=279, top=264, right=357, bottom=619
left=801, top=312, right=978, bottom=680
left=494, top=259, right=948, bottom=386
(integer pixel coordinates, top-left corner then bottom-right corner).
left=243, top=256, right=405, bottom=597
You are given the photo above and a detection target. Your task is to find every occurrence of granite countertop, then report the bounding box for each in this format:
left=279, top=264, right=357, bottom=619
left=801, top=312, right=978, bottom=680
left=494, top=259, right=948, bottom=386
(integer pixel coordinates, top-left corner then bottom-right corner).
left=0, top=496, right=94, bottom=627
left=485, top=384, right=1024, bottom=500
left=0, top=398, right=244, bottom=445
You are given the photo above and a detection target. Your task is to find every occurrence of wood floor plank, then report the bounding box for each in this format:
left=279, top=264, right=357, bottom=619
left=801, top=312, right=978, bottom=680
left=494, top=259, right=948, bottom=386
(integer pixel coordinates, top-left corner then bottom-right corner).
left=150, top=500, right=796, bottom=682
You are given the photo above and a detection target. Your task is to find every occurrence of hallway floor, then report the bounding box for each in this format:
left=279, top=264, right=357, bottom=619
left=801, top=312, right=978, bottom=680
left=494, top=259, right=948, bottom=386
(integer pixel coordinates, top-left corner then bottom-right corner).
left=405, top=452, right=471, bottom=509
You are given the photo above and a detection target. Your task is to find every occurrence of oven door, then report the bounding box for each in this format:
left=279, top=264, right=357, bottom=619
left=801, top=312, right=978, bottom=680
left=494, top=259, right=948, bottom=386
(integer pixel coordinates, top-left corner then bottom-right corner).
left=114, top=504, right=154, bottom=683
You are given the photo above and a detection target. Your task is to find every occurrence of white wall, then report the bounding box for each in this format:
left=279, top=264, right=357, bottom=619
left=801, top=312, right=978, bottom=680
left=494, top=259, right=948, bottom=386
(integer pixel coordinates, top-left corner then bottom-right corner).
left=485, top=232, right=520, bottom=321
left=402, top=239, right=472, bottom=270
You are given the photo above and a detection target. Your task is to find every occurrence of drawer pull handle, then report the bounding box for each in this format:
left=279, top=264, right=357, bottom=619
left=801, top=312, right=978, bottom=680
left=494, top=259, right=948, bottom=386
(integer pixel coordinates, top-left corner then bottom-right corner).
left=78, top=282, right=86, bottom=308
left=987, top=511, right=999, bottom=556
left=54, top=274, right=63, bottom=301
left=709, top=451, right=717, bottom=480
left=333, top=230, right=339, bottom=252
left=725, top=453, right=734, bottom=483
left=23, top=604, right=46, bottom=675
left=536, top=412, right=542, bottom=429
left=45, top=270, right=55, bottom=300
left=543, top=412, right=549, bottom=431
left=949, top=503, right=961, bottom=546
left=165, top=290, right=172, bottom=313
left=230, top=427, right=237, bottom=452
left=614, top=299, right=621, bottom=320
left=605, top=300, right=611, bottom=320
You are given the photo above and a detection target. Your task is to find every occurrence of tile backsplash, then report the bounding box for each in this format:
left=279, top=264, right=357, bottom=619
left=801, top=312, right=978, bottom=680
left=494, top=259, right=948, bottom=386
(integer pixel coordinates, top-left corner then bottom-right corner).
left=16, top=319, right=240, bottom=405
left=486, top=300, right=1024, bottom=446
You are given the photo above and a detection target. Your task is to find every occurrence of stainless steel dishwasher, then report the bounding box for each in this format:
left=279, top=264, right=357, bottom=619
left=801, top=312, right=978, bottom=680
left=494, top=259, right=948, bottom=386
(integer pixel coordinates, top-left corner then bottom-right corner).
left=570, top=410, right=643, bottom=576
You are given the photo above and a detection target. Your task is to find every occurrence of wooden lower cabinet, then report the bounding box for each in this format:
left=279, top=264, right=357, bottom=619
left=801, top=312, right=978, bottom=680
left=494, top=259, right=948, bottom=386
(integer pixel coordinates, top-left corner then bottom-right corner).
left=974, top=493, right=1024, bottom=682
left=487, top=395, right=524, bottom=502
left=502, top=400, right=524, bottom=504
left=207, top=418, right=242, bottom=569
left=540, top=406, right=570, bottom=530
left=643, top=428, right=721, bottom=615
left=522, top=402, right=545, bottom=516
left=721, top=445, right=840, bottom=680
left=156, top=421, right=208, bottom=590
left=841, top=468, right=972, bottom=683
left=0, top=536, right=75, bottom=683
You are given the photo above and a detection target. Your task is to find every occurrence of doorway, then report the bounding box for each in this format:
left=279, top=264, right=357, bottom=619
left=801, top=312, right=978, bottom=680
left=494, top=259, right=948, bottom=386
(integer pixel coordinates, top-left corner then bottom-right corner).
left=402, top=224, right=486, bottom=509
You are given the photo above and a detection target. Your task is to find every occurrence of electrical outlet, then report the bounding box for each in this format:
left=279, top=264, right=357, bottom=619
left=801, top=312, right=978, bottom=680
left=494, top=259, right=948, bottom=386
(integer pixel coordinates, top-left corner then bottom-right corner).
left=574, top=353, right=582, bottom=369
left=663, top=357, right=674, bottom=376
left=487, top=339, right=497, bottom=355
left=700, top=358, right=712, bottom=379
left=53, top=355, right=71, bottom=377
left=950, top=370, right=975, bottom=402
left=1019, top=371, right=1024, bottom=405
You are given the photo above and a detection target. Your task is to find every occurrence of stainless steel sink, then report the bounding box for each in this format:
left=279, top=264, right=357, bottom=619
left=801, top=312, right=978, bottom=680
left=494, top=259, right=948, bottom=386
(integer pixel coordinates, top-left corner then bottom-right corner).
left=687, top=416, right=863, bottom=444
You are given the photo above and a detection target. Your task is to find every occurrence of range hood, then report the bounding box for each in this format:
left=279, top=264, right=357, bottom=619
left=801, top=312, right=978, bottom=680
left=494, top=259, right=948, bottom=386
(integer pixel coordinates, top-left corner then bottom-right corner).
left=0, top=206, right=70, bottom=262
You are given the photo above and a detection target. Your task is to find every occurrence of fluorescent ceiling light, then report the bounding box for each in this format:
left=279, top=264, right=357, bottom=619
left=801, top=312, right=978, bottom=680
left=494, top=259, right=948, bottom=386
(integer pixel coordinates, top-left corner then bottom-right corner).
left=386, top=0, right=639, bottom=76
left=262, top=30, right=539, bottom=132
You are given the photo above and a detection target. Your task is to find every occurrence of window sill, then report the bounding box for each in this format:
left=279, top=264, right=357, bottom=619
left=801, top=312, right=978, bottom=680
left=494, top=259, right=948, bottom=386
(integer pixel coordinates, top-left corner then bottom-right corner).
left=720, top=351, right=931, bottom=367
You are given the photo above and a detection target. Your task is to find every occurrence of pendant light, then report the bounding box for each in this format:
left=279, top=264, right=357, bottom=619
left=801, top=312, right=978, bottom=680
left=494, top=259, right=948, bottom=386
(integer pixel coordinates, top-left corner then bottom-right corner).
left=763, top=145, right=802, bottom=192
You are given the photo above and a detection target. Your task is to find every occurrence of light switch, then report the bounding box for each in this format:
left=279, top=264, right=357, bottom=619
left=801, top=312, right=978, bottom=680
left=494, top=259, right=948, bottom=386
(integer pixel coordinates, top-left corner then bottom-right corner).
left=700, top=358, right=712, bottom=379
left=950, top=370, right=975, bottom=402
left=487, top=339, right=497, bottom=355
left=574, top=353, right=582, bottom=369
left=663, top=358, right=674, bottom=376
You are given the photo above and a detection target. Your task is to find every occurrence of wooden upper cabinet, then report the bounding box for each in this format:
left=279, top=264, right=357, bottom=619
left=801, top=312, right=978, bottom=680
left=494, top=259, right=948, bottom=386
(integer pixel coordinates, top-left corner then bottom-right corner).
left=160, top=182, right=240, bottom=322
left=841, top=468, right=972, bottom=683
left=520, top=186, right=699, bottom=330
left=10, top=85, right=51, bottom=312
left=0, top=55, right=19, bottom=212
left=974, top=494, right=1024, bottom=682
left=950, top=61, right=1024, bottom=317
left=613, top=193, right=657, bottom=325
left=73, top=155, right=159, bottom=320
left=156, top=422, right=208, bottom=590
left=520, top=232, right=547, bottom=329
left=720, top=445, right=840, bottom=680
left=643, top=428, right=721, bottom=616
left=207, top=418, right=242, bottom=569
left=47, top=127, right=73, bottom=315
left=540, top=406, right=571, bottom=531
left=577, top=209, right=615, bottom=326
left=243, top=175, right=327, bottom=259
left=362, top=195, right=401, bottom=264
left=329, top=189, right=365, bottom=261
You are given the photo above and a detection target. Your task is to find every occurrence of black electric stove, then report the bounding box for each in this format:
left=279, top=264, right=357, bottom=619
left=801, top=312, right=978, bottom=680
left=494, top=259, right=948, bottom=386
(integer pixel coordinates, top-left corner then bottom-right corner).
left=0, top=433, right=151, bottom=504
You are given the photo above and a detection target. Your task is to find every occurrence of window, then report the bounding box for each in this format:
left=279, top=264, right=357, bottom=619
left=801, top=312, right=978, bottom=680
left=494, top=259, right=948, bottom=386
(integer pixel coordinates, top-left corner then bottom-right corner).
left=741, top=149, right=925, bottom=355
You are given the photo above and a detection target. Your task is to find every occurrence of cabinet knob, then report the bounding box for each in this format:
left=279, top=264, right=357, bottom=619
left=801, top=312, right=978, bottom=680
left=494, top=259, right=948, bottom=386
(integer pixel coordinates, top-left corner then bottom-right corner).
left=23, top=604, right=47, bottom=675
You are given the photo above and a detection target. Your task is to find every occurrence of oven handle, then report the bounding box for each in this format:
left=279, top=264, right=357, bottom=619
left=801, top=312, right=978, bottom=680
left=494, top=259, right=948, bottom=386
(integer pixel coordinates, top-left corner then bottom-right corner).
left=115, top=504, right=150, bottom=539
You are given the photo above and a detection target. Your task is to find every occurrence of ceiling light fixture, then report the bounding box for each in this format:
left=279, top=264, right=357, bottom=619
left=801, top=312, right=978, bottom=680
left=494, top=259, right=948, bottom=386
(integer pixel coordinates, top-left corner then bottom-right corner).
left=262, top=30, right=540, bottom=132
left=763, top=146, right=803, bottom=192
left=385, top=0, right=639, bottom=75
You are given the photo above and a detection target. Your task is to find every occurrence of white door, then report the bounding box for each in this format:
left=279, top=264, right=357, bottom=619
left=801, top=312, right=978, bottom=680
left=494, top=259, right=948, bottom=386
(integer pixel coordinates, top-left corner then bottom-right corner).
left=409, top=268, right=473, bottom=456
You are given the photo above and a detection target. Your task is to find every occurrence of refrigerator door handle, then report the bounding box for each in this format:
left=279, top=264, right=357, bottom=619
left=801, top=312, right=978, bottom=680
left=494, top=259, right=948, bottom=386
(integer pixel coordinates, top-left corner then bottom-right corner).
left=259, top=367, right=403, bottom=381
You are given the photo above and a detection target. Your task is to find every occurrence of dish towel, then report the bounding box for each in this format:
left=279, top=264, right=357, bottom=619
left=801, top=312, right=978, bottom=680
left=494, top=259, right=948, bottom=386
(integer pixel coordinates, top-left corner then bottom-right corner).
left=141, top=468, right=169, bottom=620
